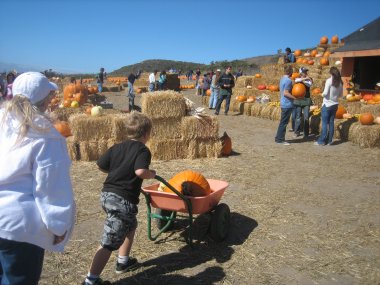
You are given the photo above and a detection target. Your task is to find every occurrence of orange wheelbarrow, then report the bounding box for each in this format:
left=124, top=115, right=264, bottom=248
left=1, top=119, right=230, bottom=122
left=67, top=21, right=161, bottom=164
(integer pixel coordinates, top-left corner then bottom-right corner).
left=141, top=175, right=230, bottom=246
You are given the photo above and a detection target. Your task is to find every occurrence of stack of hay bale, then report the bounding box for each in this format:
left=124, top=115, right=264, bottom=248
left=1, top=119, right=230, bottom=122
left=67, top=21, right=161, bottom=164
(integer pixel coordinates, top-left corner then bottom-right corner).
left=142, top=91, right=222, bottom=160
left=66, top=112, right=129, bottom=161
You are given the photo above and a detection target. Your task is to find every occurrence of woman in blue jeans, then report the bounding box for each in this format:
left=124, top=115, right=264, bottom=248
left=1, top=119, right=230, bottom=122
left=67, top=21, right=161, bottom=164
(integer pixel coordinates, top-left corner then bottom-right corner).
left=315, top=67, right=343, bottom=146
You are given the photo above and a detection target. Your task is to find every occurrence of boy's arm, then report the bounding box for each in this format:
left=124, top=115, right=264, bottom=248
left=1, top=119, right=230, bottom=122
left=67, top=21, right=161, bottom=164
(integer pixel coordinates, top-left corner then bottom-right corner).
left=135, top=168, right=156, bottom=179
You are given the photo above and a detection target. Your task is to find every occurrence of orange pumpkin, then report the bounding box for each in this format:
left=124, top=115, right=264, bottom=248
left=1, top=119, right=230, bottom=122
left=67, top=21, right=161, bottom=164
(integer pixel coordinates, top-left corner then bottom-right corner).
left=136, top=88, right=142, bottom=94
left=296, top=58, right=303, bottom=64
left=308, top=60, right=314, bottom=65
left=291, top=73, right=300, bottom=80
left=236, top=95, right=247, bottom=102
left=292, top=83, right=306, bottom=98
left=335, top=105, right=347, bottom=119
left=54, top=121, right=72, bottom=137
left=320, top=36, right=328, bottom=44
left=255, top=73, right=262, bottom=78
left=220, top=131, right=232, bottom=156
left=268, top=85, right=279, bottom=92
left=311, top=50, right=318, bottom=57
left=331, top=35, right=339, bottom=44
left=63, top=99, right=72, bottom=107
left=373, top=94, right=380, bottom=102
left=206, top=89, right=211, bottom=96
left=320, top=57, right=329, bottom=66
left=323, top=51, right=331, bottom=57
left=302, top=58, right=308, bottom=64
left=367, top=99, right=377, bottom=105
left=164, top=170, right=211, bottom=197
left=312, top=88, right=321, bottom=95
left=359, top=113, right=374, bottom=125
left=294, top=50, right=302, bottom=57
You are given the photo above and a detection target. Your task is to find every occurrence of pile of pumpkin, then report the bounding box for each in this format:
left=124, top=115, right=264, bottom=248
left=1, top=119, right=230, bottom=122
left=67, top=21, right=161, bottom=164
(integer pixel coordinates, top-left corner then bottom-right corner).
left=180, top=84, right=196, bottom=90
left=61, top=83, right=98, bottom=108
left=235, top=95, right=256, bottom=103
left=251, top=84, right=279, bottom=92
left=107, top=77, right=127, bottom=86
left=335, top=105, right=380, bottom=125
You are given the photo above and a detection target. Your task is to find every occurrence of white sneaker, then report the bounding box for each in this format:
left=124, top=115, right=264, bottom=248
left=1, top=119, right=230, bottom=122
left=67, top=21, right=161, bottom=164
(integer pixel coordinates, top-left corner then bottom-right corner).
left=276, top=141, right=291, bottom=145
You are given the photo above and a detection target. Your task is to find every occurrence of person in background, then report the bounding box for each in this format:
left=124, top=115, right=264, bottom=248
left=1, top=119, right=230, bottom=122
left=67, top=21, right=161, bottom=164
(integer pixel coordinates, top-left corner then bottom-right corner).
left=195, top=68, right=201, bottom=87
left=235, top=69, right=243, bottom=80
left=82, top=112, right=156, bottom=285
left=0, top=72, right=75, bottom=285
left=293, top=67, right=313, bottom=138
left=5, top=72, right=16, bottom=100
left=149, top=70, right=157, bottom=92
left=275, top=65, right=297, bottom=145
left=284, top=47, right=296, bottom=63
left=96, top=68, right=105, bottom=93
left=315, top=67, right=343, bottom=146
left=209, top=69, right=221, bottom=110
left=202, top=73, right=211, bottom=97
left=70, top=76, right=77, bottom=84
left=127, top=72, right=137, bottom=111
left=158, top=70, right=167, bottom=90
left=0, top=72, right=6, bottom=100
left=214, top=66, right=235, bottom=116
left=187, top=70, right=193, bottom=82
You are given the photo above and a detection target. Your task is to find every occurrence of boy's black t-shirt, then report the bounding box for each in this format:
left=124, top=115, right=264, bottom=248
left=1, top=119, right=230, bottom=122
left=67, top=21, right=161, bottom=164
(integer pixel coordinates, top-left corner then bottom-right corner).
left=97, top=140, right=151, bottom=204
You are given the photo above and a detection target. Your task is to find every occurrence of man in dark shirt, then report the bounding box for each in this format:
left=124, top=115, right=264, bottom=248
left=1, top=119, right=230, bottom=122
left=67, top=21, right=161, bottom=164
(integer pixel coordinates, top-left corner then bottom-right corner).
left=96, top=67, right=105, bottom=93
left=214, top=66, right=235, bottom=115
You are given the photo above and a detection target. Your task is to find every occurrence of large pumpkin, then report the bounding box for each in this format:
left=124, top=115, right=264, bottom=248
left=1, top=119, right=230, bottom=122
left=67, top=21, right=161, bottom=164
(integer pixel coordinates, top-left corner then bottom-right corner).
left=220, top=131, right=232, bottom=156
left=362, top=94, right=373, bottom=101
left=335, top=105, right=347, bottom=119
left=331, top=35, right=339, bottom=44
left=320, top=36, right=328, bottom=44
left=291, top=73, right=300, bottom=80
left=164, top=170, right=211, bottom=197
left=311, top=50, right=318, bottom=57
left=236, top=95, right=247, bottom=102
left=292, top=83, right=306, bottom=98
left=320, top=57, right=329, bottom=66
left=54, top=121, right=72, bottom=137
left=255, top=74, right=262, bottom=78
left=359, top=113, right=374, bottom=125
left=206, top=89, right=211, bottom=96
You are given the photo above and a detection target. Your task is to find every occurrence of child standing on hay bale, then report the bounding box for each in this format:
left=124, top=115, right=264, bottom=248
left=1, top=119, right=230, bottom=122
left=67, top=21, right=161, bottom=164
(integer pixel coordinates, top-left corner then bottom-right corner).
left=82, top=112, right=156, bottom=285
left=315, top=67, right=343, bottom=146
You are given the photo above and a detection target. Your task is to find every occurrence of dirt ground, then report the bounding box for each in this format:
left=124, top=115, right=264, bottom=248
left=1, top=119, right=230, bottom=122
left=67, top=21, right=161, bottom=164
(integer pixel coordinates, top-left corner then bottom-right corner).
left=41, top=86, right=380, bottom=285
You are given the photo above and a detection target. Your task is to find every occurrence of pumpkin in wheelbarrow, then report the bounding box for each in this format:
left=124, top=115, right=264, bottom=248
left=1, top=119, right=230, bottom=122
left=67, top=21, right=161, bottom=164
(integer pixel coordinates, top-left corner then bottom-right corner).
left=164, top=170, right=212, bottom=197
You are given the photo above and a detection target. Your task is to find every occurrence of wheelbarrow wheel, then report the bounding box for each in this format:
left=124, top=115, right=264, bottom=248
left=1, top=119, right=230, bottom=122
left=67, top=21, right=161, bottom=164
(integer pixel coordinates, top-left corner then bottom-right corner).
left=210, top=203, right=230, bottom=242
left=155, top=208, right=176, bottom=231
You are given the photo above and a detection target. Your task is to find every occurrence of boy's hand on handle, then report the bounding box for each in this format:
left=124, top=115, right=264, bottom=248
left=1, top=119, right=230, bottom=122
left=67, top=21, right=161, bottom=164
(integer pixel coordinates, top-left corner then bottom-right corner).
left=53, top=232, right=67, bottom=245
left=150, top=170, right=156, bottom=179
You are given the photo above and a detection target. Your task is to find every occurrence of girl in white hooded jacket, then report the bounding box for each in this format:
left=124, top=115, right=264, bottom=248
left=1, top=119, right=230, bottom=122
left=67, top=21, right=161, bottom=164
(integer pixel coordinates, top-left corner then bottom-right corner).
left=0, top=72, right=75, bottom=285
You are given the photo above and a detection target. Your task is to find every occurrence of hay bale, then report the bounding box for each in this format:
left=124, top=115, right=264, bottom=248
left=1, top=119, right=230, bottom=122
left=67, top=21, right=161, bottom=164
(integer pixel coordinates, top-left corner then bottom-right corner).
left=250, top=103, right=264, bottom=117
left=186, top=138, right=222, bottom=159
left=268, top=92, right=280, bottom=102
left=79, top=140, right=110, bottom=161
left=231, top=100, right=245, bottom=114
left=134, top=72, right=150, bottom=88
left=148, top=138, right=186, bottom=160
left=51, top=107, right=83, bottom=122
left=360, top=104, right=380, bottom=117
left=271, top=106, right=281, bottom=121
left=141, top=91, right=186, bottom=119
left=260, top=105, right=275, bottom=119
left=235, top=76, right=255, bottom=88
left=346, top=102, right=362, bottom=115
left=233, top=88, right=248, bottom=97
left=181, top=115, right=219, bottom=139
left=66, top=136, right=80, bottom=161
left=243, top=102, right=255, bottom=116
left=334, top=118, right=357, bottom=141
left=201, top=96, right=209, bottom=106
left=69, top=114, right=129, bottom=141
left=348, top=123, right=380, bottom=148
left=151, top=117, right=182, bottom=139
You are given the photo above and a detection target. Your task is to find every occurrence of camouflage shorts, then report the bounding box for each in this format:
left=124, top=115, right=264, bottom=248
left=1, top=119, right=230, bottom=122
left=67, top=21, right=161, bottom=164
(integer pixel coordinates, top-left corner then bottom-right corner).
left=100, top=192, right=138, bottom=251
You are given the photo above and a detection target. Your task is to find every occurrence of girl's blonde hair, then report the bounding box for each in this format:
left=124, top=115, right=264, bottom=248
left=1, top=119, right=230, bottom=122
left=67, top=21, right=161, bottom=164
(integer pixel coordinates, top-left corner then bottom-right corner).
left=0, top=95, right=52, bottom=144
left=125, top=111, right=152, bottom=139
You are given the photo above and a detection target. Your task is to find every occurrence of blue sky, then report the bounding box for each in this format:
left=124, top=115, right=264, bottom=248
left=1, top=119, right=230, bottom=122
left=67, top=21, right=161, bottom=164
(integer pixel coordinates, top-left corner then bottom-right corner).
left=1, top=0, right=379, bottom=74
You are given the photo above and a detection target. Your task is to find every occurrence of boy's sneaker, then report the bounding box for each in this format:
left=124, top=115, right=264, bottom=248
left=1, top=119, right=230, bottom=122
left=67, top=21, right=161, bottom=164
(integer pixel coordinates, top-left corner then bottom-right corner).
left=82, top=277, right=111, bottom=285
left=115, top=257, right=138, bottom=274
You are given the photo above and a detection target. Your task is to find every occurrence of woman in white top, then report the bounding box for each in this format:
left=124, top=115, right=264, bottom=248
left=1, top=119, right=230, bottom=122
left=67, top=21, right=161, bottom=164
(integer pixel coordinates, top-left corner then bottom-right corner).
left=315, top=67, right=343, bottom=146
left=0, top=72, right=75, bottom=285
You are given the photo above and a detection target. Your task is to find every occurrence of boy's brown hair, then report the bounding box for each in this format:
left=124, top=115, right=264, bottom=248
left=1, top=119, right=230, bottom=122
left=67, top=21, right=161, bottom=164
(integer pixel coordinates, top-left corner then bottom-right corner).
left=125, top=111, right=152, bottom=139
left=284, top=65, right=293, bottom=76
